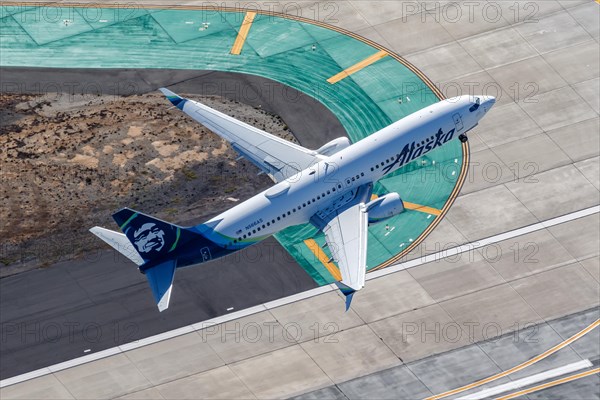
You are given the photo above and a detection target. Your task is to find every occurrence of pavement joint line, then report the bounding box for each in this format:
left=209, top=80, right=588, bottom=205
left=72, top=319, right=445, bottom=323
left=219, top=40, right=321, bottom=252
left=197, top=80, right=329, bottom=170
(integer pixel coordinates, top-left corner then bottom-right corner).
left=327, top=50, right=388, bottom=84
left=230, top=11, right=256, bottom=55
left=424, top=319, right=600, bottom=400
left=495, top=367, right=600, bottom=400
left=456, top=359, right=593, bottom=400
left=0, top=207, right=598, bottom=389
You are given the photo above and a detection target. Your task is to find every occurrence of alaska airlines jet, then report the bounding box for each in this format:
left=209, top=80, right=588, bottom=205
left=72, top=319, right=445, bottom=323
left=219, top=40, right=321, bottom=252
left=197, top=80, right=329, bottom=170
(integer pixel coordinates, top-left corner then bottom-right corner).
left=91, top=89, right=495, bottom=311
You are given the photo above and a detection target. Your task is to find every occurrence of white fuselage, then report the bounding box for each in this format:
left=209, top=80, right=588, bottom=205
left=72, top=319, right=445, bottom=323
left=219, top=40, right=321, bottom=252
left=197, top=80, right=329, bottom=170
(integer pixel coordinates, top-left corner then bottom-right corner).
left=204, top=95, right=494, bottom=247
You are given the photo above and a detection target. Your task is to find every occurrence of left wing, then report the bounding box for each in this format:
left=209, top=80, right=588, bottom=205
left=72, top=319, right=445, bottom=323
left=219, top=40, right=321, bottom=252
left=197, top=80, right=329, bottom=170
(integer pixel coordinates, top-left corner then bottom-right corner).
left=160, top=88, right=323, bottom=182
left=322, top=202, right=368, bottom=311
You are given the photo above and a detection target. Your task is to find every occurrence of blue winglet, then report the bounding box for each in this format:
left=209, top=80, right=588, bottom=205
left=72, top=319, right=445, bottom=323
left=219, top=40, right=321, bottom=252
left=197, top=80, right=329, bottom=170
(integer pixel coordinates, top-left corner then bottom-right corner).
left=335, top=281, right=356, bottom=312
left=159, top=88, right=187, bottom=110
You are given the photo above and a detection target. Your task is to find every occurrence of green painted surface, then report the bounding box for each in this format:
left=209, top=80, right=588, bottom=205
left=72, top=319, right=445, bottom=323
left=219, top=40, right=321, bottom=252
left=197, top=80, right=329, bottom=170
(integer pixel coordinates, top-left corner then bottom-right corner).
left=0, top=5, right=463, bottom=286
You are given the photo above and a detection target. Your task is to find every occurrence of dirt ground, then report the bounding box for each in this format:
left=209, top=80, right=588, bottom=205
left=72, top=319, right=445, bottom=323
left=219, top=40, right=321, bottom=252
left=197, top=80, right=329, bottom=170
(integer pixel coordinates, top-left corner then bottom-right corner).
left=0, top=91, right=296, bottom=277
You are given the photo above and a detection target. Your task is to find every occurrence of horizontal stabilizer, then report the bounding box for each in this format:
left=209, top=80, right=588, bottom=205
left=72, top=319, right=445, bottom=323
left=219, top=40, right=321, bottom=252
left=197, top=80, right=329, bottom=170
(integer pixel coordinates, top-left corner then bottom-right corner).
left=89, top=227, right=144, bottom=266
left=145, top=259, right=177, bottom=312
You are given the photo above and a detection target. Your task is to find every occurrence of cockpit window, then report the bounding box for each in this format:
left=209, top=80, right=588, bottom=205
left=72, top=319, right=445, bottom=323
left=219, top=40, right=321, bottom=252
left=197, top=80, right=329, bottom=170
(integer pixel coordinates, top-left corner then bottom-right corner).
left=469, top=97, right=481, bottom=112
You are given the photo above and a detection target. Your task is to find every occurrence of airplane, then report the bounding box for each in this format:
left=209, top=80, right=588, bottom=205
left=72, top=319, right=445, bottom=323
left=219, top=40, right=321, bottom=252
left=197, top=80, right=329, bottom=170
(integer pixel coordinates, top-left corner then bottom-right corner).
left=91, top=88, right=495, bottom=312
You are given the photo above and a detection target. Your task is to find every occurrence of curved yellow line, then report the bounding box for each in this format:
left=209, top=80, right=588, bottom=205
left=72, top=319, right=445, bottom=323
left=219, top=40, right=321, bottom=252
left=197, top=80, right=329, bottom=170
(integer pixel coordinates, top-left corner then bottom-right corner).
left=424, top=319, right=600, bottom=400
left=496, top=367, right=600, bottom=400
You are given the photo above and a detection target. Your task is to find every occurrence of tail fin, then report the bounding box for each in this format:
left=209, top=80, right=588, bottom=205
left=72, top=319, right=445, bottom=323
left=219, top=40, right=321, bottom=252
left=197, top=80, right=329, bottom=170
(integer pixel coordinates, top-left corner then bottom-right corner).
left=112, top=208, right=194, bottom=264
left=109, top=208, right=198, bottom=312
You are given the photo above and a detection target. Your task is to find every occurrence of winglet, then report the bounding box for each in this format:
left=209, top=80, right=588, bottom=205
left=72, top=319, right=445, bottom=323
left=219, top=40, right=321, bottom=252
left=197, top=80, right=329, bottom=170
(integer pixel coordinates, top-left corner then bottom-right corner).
left=159, top=87, right=187, bottom=110
left=335, top=281, right=356, bottom=312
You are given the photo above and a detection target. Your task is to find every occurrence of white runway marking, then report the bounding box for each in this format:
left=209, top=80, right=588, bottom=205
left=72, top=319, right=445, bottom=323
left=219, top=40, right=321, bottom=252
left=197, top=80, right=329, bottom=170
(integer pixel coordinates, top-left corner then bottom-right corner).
left=457, top=359, right=593, bottom=400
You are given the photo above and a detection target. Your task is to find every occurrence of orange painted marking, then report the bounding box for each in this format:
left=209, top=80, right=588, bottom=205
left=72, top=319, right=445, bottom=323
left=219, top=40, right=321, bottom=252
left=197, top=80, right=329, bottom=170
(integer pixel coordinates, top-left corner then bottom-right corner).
left=403, top=202, right=442, bottom=216
left=425, top=319, right=600, bottom=400
left=230, top=11, right=256, bottom=55
left=327, top=50, right=388, bottom=84
left=496, top=367, right=600, bottom=400
left=371, top=195, right=441, bottom=216
left=304, top=239, right=342, bottom=281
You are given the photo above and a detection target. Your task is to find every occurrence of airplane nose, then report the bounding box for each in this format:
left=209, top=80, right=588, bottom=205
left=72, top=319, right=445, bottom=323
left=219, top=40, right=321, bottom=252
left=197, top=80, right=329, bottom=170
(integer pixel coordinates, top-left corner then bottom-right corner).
left=480, top=95, right=496, bottom=106
left=480, top=95, right=496, bottom=112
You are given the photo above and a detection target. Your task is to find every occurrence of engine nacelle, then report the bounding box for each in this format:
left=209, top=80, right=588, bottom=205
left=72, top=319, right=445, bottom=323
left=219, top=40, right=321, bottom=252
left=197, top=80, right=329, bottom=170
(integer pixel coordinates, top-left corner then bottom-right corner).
left=316, top=137, right=351, bottom=156
left=366, top=193, right=405, bottom=224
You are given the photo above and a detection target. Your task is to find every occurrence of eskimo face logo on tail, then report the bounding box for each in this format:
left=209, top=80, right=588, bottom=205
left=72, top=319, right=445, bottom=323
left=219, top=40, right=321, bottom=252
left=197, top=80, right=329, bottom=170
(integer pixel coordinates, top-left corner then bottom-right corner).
left=133, top=223, right=166, bottom=254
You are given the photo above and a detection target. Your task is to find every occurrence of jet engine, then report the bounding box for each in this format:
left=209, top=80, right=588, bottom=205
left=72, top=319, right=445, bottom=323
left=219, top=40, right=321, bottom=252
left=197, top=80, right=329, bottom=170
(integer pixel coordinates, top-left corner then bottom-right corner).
left=366, top=193, right=405, bottom=224
left=316, top=137, right=351, bottom=156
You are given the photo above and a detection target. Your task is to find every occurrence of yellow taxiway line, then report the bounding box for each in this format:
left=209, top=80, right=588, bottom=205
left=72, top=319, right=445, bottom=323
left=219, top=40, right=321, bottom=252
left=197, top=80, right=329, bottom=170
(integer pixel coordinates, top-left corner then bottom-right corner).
left=425, top=319, right=600, bottom=400
left=371, top=194, right=441, bottom=216
left=230, top=11, right=256, bottom=55
left=327, top=50, right=388, bottom=84
left=404, top=202, right=442, bottom=216
left=496, top=367, right=600, bottom=400
left=304, top=238, right=342, bottom=281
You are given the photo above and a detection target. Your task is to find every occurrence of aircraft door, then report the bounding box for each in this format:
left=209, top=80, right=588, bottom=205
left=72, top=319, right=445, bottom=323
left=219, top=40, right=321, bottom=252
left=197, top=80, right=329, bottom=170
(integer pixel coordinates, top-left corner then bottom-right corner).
left=452, top=113, right=464, bottom=131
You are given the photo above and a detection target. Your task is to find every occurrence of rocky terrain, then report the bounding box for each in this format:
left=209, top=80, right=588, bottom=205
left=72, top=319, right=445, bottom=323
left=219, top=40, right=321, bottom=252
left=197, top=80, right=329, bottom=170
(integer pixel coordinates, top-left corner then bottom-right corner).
left=0, top=91, right=296, bottom=277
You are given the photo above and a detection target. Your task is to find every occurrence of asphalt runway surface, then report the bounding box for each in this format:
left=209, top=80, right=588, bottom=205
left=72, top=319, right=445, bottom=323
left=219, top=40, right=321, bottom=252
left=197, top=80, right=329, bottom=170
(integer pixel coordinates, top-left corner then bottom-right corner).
left=0, top=68, right=347, bottom=379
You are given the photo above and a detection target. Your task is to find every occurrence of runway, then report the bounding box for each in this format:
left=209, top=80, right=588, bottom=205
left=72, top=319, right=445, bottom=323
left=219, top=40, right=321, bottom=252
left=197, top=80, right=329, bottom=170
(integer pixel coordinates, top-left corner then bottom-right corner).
left=1, top=0, right=599, bottom=399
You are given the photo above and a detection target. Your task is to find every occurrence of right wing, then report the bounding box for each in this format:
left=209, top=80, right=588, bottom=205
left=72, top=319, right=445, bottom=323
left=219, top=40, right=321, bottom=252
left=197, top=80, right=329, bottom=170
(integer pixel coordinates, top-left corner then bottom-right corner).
left=160, top=88, right=323, bottom=182
left=322, top=202, right=368, bottom=310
